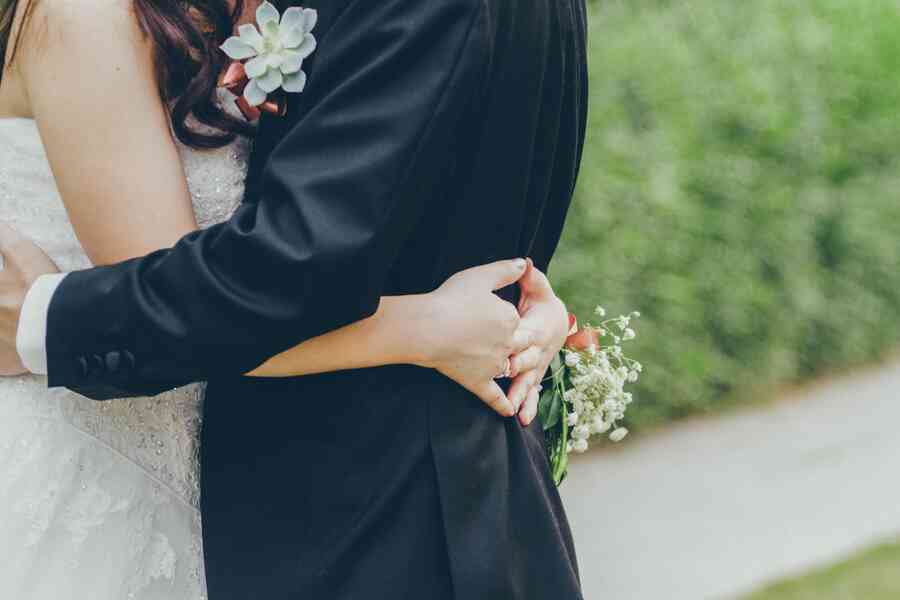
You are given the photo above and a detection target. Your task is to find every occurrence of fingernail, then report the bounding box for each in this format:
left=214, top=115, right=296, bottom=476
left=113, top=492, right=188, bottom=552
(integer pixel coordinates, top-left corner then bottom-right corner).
left=521, top=406, right=535, bottom=426
left=515, top=258, right=527, bottom=270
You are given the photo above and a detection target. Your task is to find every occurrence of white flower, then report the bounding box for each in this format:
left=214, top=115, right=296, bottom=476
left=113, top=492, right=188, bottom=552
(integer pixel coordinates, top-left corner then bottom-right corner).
left=566, top=412, right=579, bottom=427
left=627, top=370, right=639, bottom=383
left=573, top=439, right=589, bottom=453
left=221, top=2, right=318, bottom=106
left=622, top=328, right=636, bottom=341
left=572, top=396, right=584, bottom=415
left=572, top=425, right=591, bottom=441
left=609, top=427, right=629, bottom=442
left=564, top=352, right=580, bottom=368
left=594, top=306, right=607, bottom=317
left=591, top=416, right=611, bottom=434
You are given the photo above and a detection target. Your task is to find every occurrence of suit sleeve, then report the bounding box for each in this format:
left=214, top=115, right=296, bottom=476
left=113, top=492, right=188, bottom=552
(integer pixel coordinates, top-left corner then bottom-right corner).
left=45, top=0, right=488, bottom=399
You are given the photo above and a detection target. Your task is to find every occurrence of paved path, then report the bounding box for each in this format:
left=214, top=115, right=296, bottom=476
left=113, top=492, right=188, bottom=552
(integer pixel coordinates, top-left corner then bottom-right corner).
left=560, top=360, right=900, bottom=600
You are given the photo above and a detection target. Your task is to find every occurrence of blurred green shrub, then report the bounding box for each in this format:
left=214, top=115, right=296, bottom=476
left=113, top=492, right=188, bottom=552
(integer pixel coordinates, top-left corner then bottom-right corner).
left=553, top=0, right=900, bottom=428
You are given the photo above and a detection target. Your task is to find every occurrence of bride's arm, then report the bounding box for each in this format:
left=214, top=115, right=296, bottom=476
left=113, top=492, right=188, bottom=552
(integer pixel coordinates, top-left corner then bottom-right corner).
left=249, top=262, right=570, bottom=424
left=18, top=0, right=198, bottom=265
left=14, top=0, right=562, bottom=419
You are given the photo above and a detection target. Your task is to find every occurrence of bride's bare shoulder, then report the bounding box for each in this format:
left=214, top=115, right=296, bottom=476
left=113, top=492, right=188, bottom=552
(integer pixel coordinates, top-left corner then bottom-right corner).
left=10, top=0, right=161, bottom=119
left=15, top=0, right=152, bottom=73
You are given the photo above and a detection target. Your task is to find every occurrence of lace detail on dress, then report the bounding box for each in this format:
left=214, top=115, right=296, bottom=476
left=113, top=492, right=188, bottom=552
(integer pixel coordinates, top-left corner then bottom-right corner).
left=0, top=100, right=250, bottom=599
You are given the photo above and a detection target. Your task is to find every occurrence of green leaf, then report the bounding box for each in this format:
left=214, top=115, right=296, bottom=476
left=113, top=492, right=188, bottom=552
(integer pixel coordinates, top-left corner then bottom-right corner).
left=551, top=352, right=563, bottom=373
left=552, top=353, right=566, bottom=390
left=539, top=388, right=563, bottom=431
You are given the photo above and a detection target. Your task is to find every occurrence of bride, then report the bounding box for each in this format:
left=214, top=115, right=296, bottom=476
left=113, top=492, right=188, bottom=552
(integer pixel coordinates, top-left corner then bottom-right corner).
left=0, top=0, right=569, bottom=597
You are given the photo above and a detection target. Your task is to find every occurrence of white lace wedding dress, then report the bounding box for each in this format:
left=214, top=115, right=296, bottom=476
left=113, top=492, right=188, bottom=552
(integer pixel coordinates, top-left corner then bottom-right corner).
left=0, top=108, right=250, bottom=599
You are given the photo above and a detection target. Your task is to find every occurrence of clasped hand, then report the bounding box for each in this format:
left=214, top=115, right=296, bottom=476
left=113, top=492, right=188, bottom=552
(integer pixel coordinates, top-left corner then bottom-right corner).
left=421, top=258, right=569, bottom=426
left=0, top=224, right=60, bottom=376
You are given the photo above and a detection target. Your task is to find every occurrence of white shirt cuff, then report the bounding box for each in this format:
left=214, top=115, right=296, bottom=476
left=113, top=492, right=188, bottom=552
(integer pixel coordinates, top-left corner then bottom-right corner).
left=16, top=273, right=67, bottom=375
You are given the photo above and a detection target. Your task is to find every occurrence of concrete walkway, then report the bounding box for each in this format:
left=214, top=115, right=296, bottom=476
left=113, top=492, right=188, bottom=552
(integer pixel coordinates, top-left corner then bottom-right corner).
left=560, top=360, right=900, bottom=600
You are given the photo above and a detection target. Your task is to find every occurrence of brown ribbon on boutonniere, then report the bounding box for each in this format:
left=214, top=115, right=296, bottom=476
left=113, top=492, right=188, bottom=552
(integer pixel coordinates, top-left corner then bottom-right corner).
left=220, top=62, right=288, bottom=122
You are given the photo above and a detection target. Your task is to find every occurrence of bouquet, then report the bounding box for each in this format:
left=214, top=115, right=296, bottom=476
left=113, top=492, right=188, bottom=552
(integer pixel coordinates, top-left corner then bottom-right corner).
left=539, top=307, right=642, bottom=485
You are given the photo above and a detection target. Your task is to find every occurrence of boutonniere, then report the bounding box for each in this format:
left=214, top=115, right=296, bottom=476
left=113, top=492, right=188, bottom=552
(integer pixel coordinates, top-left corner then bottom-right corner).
left=220, top=2, right=318, bottom=120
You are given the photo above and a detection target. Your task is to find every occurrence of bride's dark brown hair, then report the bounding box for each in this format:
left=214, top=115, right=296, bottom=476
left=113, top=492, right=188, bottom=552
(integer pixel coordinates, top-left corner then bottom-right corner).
left=0, top=0, right=256, bottom=149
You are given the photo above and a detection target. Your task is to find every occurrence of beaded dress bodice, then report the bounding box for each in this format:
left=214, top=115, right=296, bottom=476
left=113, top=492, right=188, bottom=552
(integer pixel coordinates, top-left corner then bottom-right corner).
left=0, top=111, right=250, bottom=599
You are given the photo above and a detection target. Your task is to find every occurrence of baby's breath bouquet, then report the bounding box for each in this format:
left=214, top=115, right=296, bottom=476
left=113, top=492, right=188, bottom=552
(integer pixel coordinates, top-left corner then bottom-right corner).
left=539, top=307, right=642, bottom=485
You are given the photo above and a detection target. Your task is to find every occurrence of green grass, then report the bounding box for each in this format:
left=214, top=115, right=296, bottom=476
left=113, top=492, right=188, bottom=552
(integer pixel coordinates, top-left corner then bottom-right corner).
left=741, top=542, right=900, bottom=600
left=552, top=0, right=900, bottom=429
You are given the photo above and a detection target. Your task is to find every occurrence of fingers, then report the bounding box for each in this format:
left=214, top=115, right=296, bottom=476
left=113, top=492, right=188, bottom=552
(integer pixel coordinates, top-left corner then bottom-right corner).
left=0, top=224, right=60, bottom=277
left=517, top=259, right=536, bottom=313
left=471, top=379, right=516, bottom=418
left=517, top=259, right=553, bottom=301
left=462, top=258, right=528, bottom=291
left=0, top=223, right=24, bottom=255
left=509, top=345, right=542, bottom=378
left=518, top=385, right=541, bottom=427
left=507, top=368, right=539, bottom=413
left=509, top=328, right=535, bottom=356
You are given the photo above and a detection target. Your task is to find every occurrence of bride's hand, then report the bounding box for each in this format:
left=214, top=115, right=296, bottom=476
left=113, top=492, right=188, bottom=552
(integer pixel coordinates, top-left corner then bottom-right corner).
left=506, top=260, right=569, bottom=427
left=414, top=259, right=534, bottom=417
left=0, top=224, right=61, bottom=376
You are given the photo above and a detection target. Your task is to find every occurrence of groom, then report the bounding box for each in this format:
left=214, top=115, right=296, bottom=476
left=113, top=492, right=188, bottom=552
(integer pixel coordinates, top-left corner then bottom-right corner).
left=0, top=0, right=587, bottom=598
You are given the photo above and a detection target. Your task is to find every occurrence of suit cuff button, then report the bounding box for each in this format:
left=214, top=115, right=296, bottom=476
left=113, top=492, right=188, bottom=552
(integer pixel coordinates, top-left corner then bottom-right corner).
left=75, top=356, right=89, bottom=378
left=88, top=354, right=105, bottom=378
left=104, top=351, right=121, bottom=374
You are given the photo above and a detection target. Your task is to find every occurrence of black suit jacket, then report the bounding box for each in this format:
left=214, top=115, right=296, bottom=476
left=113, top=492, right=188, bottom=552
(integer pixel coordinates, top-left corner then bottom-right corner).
left=46, top=0, right=588, bottom=597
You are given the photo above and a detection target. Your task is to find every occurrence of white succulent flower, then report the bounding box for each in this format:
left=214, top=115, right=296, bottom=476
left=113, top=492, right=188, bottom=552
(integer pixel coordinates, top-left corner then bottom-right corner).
left=221, top=2, right=318, bottom=107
